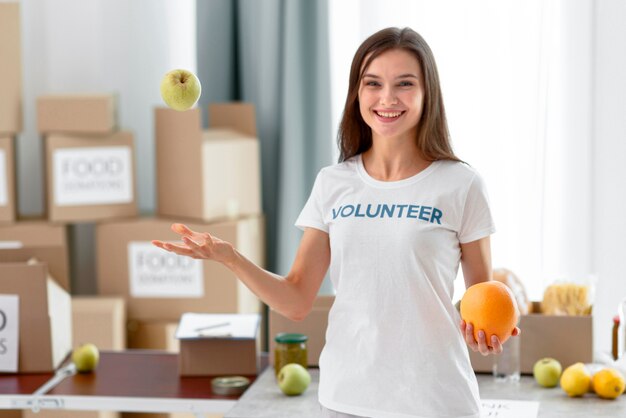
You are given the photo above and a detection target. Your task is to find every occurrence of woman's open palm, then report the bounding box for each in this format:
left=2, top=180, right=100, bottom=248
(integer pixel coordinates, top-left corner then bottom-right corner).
left=152, top=223, right=235, bottom=264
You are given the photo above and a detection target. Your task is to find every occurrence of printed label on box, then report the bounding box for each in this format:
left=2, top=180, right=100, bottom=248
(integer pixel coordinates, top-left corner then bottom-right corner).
left=0, top=150, right=7, bottom=206
left=53, top=147, right=133, bottom=206
left=128, top=242, right=204, bottom=298
left=0, top=241, right=23, bottom=249
left=0, top=295, right=19, bottom=373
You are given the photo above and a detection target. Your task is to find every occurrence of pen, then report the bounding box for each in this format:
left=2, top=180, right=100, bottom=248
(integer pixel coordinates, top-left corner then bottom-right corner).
left=194, top=321, right=230, bottom=332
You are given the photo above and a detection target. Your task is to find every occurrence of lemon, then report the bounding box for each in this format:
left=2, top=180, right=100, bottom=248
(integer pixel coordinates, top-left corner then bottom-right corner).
left=592, top=368, right=625, bottom=400
left=560, top=363, right=591, bottom=397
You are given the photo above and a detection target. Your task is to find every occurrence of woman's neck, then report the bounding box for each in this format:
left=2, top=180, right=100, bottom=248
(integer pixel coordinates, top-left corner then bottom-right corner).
left=361, top=140, right=430, bottom=182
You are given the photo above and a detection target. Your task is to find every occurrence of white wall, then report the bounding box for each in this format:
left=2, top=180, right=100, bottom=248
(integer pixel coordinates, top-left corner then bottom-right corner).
left=592, top=0, right=626, bottom=357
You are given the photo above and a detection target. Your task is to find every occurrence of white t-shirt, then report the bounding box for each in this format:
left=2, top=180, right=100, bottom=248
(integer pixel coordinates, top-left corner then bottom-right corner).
left=295, top=154, right=496, bottom=418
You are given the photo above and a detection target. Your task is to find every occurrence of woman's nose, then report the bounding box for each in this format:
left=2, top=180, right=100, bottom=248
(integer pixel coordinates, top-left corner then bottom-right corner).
left=379, top=86, right=398, bottom=106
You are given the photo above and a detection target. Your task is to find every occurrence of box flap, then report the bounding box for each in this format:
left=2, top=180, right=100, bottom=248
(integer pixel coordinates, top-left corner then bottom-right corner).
left=208, top=103, right=257, bottom=137
left=155, top=108, right=204, bottom=219
left=175, top=313, right=260, bottom=340
left=47, top=276, right=72, bottom=369
left=0, top=246, right=70, bottom=291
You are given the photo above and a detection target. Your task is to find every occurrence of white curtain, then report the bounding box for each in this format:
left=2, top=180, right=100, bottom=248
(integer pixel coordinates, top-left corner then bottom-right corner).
left=329, top=0, right=594, bottom=301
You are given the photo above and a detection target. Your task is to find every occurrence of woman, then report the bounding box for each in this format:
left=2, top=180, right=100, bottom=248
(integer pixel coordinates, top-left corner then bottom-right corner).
left=153, top=27, right=519, bottom=418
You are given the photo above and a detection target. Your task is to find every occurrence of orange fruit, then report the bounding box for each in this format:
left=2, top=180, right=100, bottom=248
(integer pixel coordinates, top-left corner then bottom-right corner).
left=460, top=281, right=519, bottom=347
left=592, top=368, right=625, bottom=399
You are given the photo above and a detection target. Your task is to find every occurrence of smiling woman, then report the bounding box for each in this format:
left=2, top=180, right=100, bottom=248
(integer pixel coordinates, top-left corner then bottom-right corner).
left=153, top=27, right=507, bottom=418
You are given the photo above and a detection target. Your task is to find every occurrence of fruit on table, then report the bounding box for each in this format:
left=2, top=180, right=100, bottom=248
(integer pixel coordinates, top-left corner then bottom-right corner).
left=160, top=69, right=201, bottom=111
left=277, top=363, right=311, bottom=396
left=72, top=343, right=100, bottom=373
left=592, top=368, right=625, bottom=399
left=460, top=281, right=519, bottom=347
left=560, top=363, right=591, bottom=397
left=533, top=358, right=562, bottom=388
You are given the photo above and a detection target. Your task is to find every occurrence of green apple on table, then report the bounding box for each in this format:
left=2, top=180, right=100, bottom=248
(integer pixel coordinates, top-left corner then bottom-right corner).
left=72, top=343, right=100, bottom=373
left=160, top=69, right=202, bottom=111
left=277, top=363, right=311, bottom=396
left=533, top=358, right=562, bottom=388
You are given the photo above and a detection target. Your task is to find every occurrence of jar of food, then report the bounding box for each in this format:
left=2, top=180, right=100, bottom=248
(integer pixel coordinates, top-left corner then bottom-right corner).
left=274, top=333, right=308, bottom=376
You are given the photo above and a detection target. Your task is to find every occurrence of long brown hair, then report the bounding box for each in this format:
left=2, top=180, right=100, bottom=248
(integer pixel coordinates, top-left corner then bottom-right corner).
left=337, top=27, right=461, bottom=163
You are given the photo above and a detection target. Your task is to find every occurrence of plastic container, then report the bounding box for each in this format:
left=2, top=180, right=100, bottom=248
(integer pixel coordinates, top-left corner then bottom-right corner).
left=274, top=333, right=308, bottom=376
left=493, top=336, right=521, bottom=382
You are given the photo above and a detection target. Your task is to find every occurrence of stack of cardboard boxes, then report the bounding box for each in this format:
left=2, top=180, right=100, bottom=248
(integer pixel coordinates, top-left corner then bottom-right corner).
left=1, top=4, right=265, bottom=418
left=38, top=94, right=137, bottom=222
left=97, top=103, right=265, bottom=355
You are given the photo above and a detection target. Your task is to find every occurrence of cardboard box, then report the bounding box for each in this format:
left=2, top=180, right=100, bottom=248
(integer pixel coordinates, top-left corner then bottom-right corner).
left=45, top=131, right=137, bottom=222
left=176, top=313, right=260, bottom=376
left=0, top=137, right=16, bottom=222
left=37, top=95, right=116, bottom=134
left=469, top=302, right=593, bottom=374
left=0, top=261, right=72, bottom=373
left=155, top=104, right=261, bottom=222
left=72, top=296, right=126, bottom=351
left=127, top=320, right=179, bottom=352
left=0, top=221, right=70, bottom=290
left=269, top=296, right=333, bottom=367
left=96, top=216, right=265, bottom=321
left=0, top=3, right=22, bottom=134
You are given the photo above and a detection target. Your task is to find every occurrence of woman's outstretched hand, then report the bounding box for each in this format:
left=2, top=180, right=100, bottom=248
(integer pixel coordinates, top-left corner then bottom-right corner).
left=460, top=320, right=520, bottom=356
left=151, top=223, right=236, bottom=265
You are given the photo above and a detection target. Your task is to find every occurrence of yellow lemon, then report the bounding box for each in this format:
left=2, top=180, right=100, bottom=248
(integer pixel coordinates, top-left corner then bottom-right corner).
left=560, top=363, right=591, bottom=397
left=592, top=368, right=625, bottom=400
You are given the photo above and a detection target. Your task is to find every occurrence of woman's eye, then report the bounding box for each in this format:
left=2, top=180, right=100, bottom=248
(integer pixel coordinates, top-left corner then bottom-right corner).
left=398, top=81, right=414, bottom=87
left=365, top=81, right=381, bottom=87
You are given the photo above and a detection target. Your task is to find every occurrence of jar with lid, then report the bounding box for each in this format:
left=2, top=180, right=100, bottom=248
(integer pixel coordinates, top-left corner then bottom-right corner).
left=274, top=333, right=308, bottom=376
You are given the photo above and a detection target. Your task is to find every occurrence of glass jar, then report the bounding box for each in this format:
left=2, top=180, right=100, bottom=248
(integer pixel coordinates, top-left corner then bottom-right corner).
left=274, top=333, right=308, bottom=376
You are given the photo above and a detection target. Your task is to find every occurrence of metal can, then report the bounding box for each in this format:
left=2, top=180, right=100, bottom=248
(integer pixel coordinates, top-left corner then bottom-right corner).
left=274, top=333, right=308, bottom=376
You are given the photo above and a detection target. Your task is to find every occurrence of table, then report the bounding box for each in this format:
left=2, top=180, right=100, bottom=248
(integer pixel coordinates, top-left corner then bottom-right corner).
left=225, top=369, right=626, bottom=418
left=0, top=350, right=267, bottom=416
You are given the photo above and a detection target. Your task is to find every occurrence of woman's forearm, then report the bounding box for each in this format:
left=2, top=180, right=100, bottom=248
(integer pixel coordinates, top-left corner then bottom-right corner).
left=223, top=248, right=305, bottom=321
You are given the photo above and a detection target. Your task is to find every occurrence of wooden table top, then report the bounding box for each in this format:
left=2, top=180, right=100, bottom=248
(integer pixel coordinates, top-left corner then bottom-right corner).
left=1, top=350, right=268, bottom=401
left=0, top=372, right=53, bottom=396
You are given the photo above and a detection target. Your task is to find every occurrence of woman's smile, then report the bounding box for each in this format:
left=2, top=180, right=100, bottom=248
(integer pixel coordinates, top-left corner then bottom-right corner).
left=373, top=109, right=406, bottom=123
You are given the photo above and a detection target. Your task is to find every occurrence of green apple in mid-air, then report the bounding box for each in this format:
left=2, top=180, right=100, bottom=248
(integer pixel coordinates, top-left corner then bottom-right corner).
left=72, top=343, right=100, bottom=373
left=277, top=363, right=311, bottom=396
left=160, top=69, right=201, bottom=111
left=533, top=357, right=562, bottom=387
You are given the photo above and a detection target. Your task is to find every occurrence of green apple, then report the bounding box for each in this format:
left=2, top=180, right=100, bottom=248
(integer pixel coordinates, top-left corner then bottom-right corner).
left=533, top=357, right=562, bottom=387
left=277, top=363, right=311, bottom=396
left=160, top=69, right=201, bottom=111
left=72, top=343, right=100, bottom=373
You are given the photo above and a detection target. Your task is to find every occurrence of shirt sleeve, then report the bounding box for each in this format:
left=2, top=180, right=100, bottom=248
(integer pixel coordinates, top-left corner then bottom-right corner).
left=458, top=172, right=496, bottom=244
left=294, top=171, right=329, bottom=233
